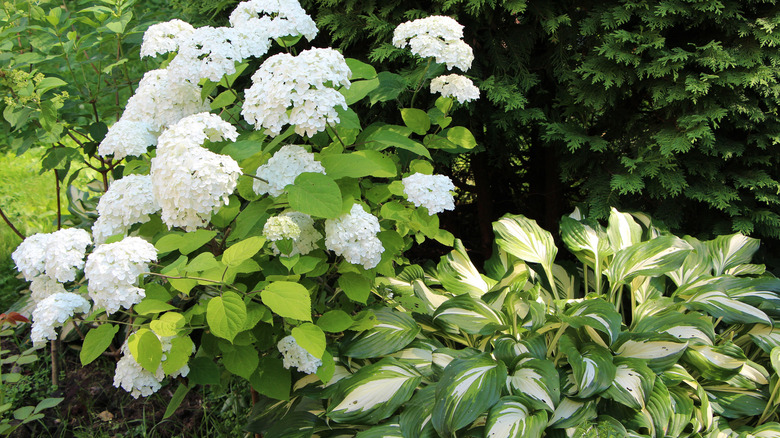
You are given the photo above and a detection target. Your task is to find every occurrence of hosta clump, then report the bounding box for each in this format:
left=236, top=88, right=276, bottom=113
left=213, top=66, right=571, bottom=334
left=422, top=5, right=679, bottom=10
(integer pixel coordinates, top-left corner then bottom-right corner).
left=11, top=0, right=482, bottom=419
left=246, top=209, right=780, bottom=437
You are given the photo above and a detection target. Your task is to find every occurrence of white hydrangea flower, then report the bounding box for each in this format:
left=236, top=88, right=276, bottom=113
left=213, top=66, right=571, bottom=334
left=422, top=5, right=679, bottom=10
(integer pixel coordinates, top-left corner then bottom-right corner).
left=265, top=211, right=321, bottom=256
left=263, top=215, right=301, bottom=241
left=122, top=69, right=210, bottom=131
left=29, top=276, right=66, bottom=303
left=97, top=119, right=158, bottom=160
left=156, top=112, right=239, bottom=155
left=253, top=145, right=325, bottom=197
left=114, top=340, right=164, bottom=399
left=392, top=16, right=474, bottom=71
left=277, top=335, right=322, bottom=374
left=84, top=237, right=157, bottom=314
left=152, top=147, right=242, bottom=231
left=430, top=74, right=479, bottom=103
left=229, top=0, right=317, bottom=42
left=140, top=19, right=196, bottom=58
left=42, top=228, right=92, bottom=284
left=167, top=26, right=248, bottom=83
left=30, top=292, right=90, bottom=347
left=325, top=204, right=384, bottom=269
left=242, top=48, right=351, bottom=137
left=92, top=175, right=160, bottom=244
left=11, top=233, right=50, bottom=280
left=159, top=335, right=194, bottom=378
left=402, top=173, right=456, bottom=215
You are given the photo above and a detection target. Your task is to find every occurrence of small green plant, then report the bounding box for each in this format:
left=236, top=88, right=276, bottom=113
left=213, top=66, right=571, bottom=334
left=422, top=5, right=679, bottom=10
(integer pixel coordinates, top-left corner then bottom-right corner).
left=0, top=312, right=62, bottom=435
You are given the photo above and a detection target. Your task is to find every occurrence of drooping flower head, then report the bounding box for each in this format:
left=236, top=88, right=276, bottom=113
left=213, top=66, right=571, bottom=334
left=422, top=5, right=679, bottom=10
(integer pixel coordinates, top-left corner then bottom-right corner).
left=430, top=74, right=479, bottom=103
left=253, top=145, right=326, bottom=197
left=97, top=119, right=158, bottom=160
left=325, top=204, right=384, bottom=269
left=121, top=69, right=210, bottom=132
left=402, top=173, right=456, bottom=215
left=151, top=113, right=242, bottom=231
left=264, top=211, right=321, bottom=256
left=392, top=16, right=474, bottom=71
left=278, top=335, right=322, bottom=374
left=229, top=0, right=317, bottom=42
left=242, top=48, right=351, bottom=137
left=84, top=237, right=158, bottom=314
left=92, top=175, right=161, bottom=244
left=140, top=19, right=196, bottom=58
left=30, top=292, right=90, bottom=347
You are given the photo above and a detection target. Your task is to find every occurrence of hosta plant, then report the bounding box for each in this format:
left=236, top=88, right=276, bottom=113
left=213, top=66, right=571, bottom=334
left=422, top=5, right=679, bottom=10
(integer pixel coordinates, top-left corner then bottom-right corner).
left=245, top=209, right=780, bottom=437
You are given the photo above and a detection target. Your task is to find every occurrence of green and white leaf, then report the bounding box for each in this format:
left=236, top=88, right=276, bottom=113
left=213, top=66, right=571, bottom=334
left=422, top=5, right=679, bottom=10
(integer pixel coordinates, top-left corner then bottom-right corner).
left=603, top=358, right=655, bottom=410
left=606, top=208, right=642, bottom=252
left=706, top=233, right=760, bottom=275
left=667, top=236, right=712, bottom=287
left=485, top=397, right=546, bottom=438
left=436, top=239, right=494, bottom=297
left=354, top=424, right=403, bottom=438
left=558, top=336, right=615, bottom=398
left=562, top=298, right=621, bottom=344
left=749, top=325, right=780, bottom=353
left=341, top=309, right=420, bottom=359
left=614, top=335, right=688, bottom=372
left=633, top=311, right=715, bottom=346
left=432, top=353, right=507, bottom=437
left=507, top=357, right=560, bottom=412
left=399, top=386, right=437, bottom=438
left=327, top=358, right=421, bottom=424
left=607, top=236, right=692, bottom=286
left=682, top=289, right=772, bottom=325
left=493, top=214, right=559, bottom=298
left=432, top=294, right=506, bottom=335
left=683, top=343, right=745, bottom=381
left=412, top=279, right=450, bottom=315
left=547, top=397, right=597, bottom=429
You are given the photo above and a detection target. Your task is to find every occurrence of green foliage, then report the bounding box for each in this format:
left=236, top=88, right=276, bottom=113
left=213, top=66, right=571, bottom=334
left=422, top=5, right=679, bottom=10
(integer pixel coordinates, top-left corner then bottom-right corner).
left=245, top=209, right=780, bottom=436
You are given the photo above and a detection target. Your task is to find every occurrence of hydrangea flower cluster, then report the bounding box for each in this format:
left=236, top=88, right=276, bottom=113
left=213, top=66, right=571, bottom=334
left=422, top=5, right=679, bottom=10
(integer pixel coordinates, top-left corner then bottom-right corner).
left=167, top=26, right=251, bottom=83
left=92, top=175, right=160, bottom=244
left=278, top=335, right=322, bottom=374
left=151, top=113, right=242, bottom=231
left=430, top=74, right=480, bottom=103
left=97, top=119, right=158, bottom=160
left=140, top=19, right=195, bottom=58
left=84, top=237, right=158, bottom=314
left=325, top=204, right=384, bottom=269
left=12, top=228, right=92, bottom=303
left=113, top=340, right=165, bottom=398
left=402, top=173, right=456, bottom=214
left=113, top=335, right=193, bottom=398
left=253, top=145, right=325, bottom=197
left=242, top=48, right=351, bottom=137
left=392, top=16, right=474, bottom=71
left=30, top=292, right=90, bottom=347
left=229, top=0, right=318, bottom=42
left=264, top=211, right=321, bottom=256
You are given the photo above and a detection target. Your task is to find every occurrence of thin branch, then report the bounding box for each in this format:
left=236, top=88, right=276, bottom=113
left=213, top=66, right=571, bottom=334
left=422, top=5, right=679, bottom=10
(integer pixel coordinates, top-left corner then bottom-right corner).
left=243, top=173, right=268, bottom=183
left=0, top=207, right=24, bottom=239
left=55, top=170, right=61, bottom=230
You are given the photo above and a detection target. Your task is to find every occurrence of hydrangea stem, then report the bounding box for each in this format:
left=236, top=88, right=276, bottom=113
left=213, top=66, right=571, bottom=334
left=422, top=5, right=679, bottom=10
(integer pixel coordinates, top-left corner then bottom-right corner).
left=0, top=206, right=24, bottom=239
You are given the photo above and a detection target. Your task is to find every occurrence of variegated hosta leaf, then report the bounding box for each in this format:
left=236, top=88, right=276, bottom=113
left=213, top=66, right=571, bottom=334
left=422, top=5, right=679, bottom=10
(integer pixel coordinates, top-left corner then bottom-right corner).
left=326, top=358, right=422, bottom=424
left=751, top=423, right=780, bottom=436
left=630, top=275, right=666, bottom=305
left=412, top=279, right=450, bottom=315
left=644, top=379, right=673, bottom=438
left=681, top=289, right=772, bottom=326
left=431, top=347, right=481, bottom=376
left=717, top=276, right=780, bottom=307
left=389, top=340, right=436, bottom=377
left=431, top=353, right=507, bottom=437
left=493, top=214, right=558, bottom=268
left=706, top=233, right=760, bottom=276
left=354, top=423, right=403, bottom=438
left=614, top=335, right=688, bottom=372
left=632, top=311, right=715, bottom=346
left=552, top=263, right=578, bottom=299
left=735, top=360, right=770, bottom=387
left=606, top=235, right=693, bottom=286
left=606, top=208, right=642, bottom=252
left=668, top=386, right=695, bottom=437
left=485, top=396, right=547, bottom=438
left=399, top=386, right=436, bottom=438
left=562, top=298, right=621, bottom=345
left=560, top=215, right=612, bottom=267
left=493, top=335, right=532, bottom=365
left=751, top=326, right=780, bottom=353
left=396, top=264, right=428, bottom=283
left=707, top=388, right=767, bottom=419
left=725, top=263, right=766, bottom=276
left=507, top=357, right=560, bottom=412
left=667, top=236, right=712, bottom=287
left=515, top=295, right=548, bottom=332
left=604, top=357, right=655, bottom=410
left=684, top=343, right=746, bottom=381
left=558, top=336, right=616, bottom=398
left=633, top=296, right=681, bottom=323
left=432, top=294, right=506, bottom=335
left=436, top=239, right=494, bottom=297
left=340, top=308, right=420, bottom=359
left=547, top=397, right=597, bottom=429
left=488, top=260, right=529, bottom=294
